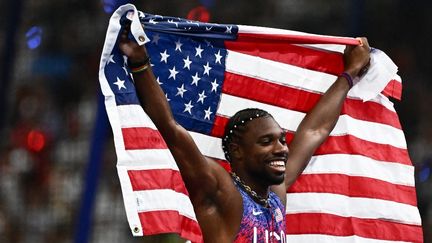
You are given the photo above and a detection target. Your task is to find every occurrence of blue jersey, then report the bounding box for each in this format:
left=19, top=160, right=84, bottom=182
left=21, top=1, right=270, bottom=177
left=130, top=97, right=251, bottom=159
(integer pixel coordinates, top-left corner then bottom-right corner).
left=233, top=182, right=286, bottom=243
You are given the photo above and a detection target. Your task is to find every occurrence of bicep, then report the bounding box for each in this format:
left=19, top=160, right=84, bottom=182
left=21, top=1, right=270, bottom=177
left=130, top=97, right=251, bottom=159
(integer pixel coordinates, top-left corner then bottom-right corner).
left=163, top=123, right=219, bottom=197
left=285, top=129, right=326, bottom=188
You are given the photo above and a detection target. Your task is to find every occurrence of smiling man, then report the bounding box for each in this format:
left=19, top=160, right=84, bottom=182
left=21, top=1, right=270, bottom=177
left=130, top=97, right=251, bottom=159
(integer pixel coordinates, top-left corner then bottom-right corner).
left=118, top=22, right=371, bottom=242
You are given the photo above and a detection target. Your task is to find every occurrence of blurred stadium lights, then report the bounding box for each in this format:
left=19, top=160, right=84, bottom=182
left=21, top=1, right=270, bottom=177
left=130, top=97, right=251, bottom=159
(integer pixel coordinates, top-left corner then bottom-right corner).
left=26, top=130, right=46, bottom=153
left=25, top=26, right=42, bottom=50
left=419, top=163, right=431, bottom=183
left=103, top=0, right=135, bottom=14
left=187, top=6, right=210, bottom=22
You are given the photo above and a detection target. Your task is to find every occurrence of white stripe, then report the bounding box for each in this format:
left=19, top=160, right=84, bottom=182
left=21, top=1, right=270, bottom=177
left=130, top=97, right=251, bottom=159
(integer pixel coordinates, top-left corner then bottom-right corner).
left=237, top=25, right=351, bottom=42
left=226, top=50, right=336, bottom=94
left=134, top=189, right=197, bottom=220
left=225, top=50, right=397, bottom=109
left=189, top=131, right=224, bottom=160
left=218, top=94, right=406, bottom=149
left=118, top=104, right=157, bottom=129
left=286, top=193, right=422, bottom=225
left=286, top=234, right=412, bottom=243
left=117, top=149, right=178, bottom=169
left=305, top=154, right=414, bottom=186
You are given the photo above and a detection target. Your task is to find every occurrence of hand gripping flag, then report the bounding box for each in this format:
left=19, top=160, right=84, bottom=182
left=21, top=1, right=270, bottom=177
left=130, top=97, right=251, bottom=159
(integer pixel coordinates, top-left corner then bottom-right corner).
left=99, top=4, right=423, bottom=243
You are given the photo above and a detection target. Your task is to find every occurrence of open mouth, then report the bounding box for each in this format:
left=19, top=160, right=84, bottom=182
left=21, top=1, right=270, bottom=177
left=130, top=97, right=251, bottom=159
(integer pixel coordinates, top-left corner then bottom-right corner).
left=268, top=160, right=286, bottom=173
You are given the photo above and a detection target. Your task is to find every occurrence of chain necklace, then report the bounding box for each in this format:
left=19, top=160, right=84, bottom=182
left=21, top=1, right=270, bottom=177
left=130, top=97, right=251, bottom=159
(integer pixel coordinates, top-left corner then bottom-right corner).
left=231, top=172, right=269, bottom=207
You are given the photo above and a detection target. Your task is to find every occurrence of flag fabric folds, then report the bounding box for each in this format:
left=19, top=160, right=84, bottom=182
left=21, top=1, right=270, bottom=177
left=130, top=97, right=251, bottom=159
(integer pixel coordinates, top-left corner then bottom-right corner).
left=99, top=4, right=423, bottom=243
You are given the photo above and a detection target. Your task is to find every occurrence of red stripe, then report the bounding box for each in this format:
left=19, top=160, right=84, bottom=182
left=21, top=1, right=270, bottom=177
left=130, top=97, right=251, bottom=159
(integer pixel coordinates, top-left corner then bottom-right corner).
left=128, top=169, right=189, bottom=195
left=382, top=79, right=403, bottom=100
left=288, top=132, right=412, bottom=166
left=285, top=213, right=423, bottom=243
left=288, top=174, right=417, bottom=206
left=138, top=210, right=203, bottom=243
left=211, top=116, right=411, bottom=165
left=226, top=35, right=345, bottom=76
left=223, top=72, right=401, bottom=129
left=122, top=127, right=168, bottom=150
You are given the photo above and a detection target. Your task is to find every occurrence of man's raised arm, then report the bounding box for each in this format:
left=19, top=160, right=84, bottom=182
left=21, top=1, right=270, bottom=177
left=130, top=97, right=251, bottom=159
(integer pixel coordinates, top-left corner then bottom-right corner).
left=118, top=24, right=219, bottom=200
left=284, top=38, right=371, bottom=188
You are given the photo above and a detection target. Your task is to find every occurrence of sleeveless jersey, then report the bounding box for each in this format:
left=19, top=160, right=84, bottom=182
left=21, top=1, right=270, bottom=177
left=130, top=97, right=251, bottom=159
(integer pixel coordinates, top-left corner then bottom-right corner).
left=233, top=182, right=286, bottom=243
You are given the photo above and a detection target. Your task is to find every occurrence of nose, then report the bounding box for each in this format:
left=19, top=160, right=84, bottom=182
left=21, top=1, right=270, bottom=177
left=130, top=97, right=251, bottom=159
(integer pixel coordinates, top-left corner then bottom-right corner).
left=274, top=139, right=289, bottom=156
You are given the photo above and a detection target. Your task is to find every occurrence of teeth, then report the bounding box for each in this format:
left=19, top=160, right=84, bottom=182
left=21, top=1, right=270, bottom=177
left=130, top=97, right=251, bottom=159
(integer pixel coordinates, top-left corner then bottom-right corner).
left=269, top=161, right=285, bottom=167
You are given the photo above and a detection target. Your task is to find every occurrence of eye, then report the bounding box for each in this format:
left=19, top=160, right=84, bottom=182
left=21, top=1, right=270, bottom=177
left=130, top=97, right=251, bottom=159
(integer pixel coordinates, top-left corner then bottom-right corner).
left=258, top=137, right=272, bottom=145
left=279, top=135, right=287, bottom=145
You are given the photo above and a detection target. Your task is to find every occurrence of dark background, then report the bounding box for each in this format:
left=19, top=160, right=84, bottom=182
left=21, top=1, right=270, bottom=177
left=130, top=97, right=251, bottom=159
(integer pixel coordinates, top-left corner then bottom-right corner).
left=0, top=0, right=430, bottom=242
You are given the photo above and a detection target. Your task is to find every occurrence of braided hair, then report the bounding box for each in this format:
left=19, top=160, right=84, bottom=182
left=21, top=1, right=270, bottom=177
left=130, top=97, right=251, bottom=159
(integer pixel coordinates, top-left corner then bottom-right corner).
left=221, top=108, right=272, bottom=162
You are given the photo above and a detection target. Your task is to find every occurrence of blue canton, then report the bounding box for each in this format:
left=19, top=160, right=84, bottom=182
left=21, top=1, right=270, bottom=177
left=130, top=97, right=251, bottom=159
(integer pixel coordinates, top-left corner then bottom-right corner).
left=105, top=12, right=239, bottom=135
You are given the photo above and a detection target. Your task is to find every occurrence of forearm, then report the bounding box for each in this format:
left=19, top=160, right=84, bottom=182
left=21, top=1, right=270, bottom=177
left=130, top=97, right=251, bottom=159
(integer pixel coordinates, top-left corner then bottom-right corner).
left=297, top=73, right=351, bottom=138
left=133, top=67, right=177, bottom=136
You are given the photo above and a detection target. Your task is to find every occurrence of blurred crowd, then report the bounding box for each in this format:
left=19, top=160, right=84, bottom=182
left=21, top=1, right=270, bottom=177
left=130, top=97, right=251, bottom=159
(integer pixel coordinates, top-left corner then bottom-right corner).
left=0, top=0, right=430, bottom=242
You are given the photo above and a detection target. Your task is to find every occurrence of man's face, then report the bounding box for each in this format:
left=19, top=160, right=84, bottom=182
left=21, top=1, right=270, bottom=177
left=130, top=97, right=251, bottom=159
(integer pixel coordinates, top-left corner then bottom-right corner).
left=238, top=117, right=289, bottom=185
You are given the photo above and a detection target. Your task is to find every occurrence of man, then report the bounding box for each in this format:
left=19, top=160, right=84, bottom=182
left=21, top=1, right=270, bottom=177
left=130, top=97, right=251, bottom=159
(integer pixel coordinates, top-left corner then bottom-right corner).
left=119, top=22, right=371, bottom=242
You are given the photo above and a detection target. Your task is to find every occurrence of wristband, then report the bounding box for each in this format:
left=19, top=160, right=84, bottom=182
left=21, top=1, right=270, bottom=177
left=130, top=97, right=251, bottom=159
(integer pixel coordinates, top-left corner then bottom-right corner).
left=129, top=56, right=151, bottom=74
left=340, top=72, right=354, bottom=88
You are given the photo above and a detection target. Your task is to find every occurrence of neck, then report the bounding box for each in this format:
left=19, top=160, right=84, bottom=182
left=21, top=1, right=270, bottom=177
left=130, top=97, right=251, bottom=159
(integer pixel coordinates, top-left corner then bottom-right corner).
left=231, top=171, right=270, bottom=207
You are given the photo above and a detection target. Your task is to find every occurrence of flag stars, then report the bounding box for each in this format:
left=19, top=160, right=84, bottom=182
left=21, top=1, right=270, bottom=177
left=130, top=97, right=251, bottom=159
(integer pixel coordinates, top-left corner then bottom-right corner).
left=152, top=34, right=161, bottom=44
left=183, top=56, right=192, bottom=70
left=122, top=65, right=129, bottom=75
left=165, top=93, right=171, bottom=102
left=197, top=91, right=207, bottom=104
left=176, top=84, right=187, bottom=98
left=114, top=77, right=126, bottom=90
left=183, top=101, right=194, bottom=114
left=168, top=19, right=178, bottom=27
left=191, top=72, right=201, bottom=86
left=211, top=79, right=219, bottom=93
left=107, top=55, right=115, bottom=64
left=195, top=45, right=204, bottom=58
left=204, top=106, right=213, bottom=120
left=225, top=26, right=233, bottom=34
left=168, top=66, right=179, bottom=80
left=160, top=50, right=170, bottom=63
left=175, top=39, right=183, bottom=52
left=203, top=62, right=212, bottom=76
left=214, top=50, right=222, bottom=64
left=204, top=39, right=213, bottom=48
left=149, top=18, right=158, bottom=25
left=156, top=77, right=163, bottom=85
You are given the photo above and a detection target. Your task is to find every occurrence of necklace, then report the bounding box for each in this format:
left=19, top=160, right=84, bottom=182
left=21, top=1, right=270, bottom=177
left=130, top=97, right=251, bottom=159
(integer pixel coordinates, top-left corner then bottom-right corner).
left=231, top=172, right=269, bottom=207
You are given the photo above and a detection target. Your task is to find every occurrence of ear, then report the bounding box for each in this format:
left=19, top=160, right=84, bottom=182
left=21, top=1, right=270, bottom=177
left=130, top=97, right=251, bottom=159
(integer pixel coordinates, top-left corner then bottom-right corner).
left=228, top=142, right=242, bottom=161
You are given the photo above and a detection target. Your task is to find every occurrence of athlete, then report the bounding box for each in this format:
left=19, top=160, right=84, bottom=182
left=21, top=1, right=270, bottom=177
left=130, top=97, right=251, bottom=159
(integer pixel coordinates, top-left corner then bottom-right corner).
left=119, top=23, right=371, bottom=242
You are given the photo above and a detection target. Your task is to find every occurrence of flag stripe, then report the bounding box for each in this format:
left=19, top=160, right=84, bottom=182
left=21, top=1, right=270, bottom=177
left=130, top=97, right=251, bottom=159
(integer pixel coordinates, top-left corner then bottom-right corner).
left=134, top=189, right=196, bottom=219
left=226, top=36, right=345, bottom=76
left=286, top=193, right=422, bottom=225
left=382, top=79, right=403, bottom=100
left=122, top=127, right=167, bottom=150
left=119, top=149, right=414, bottom=187
left=217, top=94, right=407, bottom=149
left=285, top=213, right=422, bottom=243
left=211, top=116, right=410, bottom=165
left=138, top=210, right=202, bottom=242
left=122, top=123, right=411, bottom=166
left=303, top=154, right=414, bottom=186
left=222, top=72, right=401, bottom=129
left=128, top=169, right=189, bottom=195
left=289, top=174, right=417, bottom=205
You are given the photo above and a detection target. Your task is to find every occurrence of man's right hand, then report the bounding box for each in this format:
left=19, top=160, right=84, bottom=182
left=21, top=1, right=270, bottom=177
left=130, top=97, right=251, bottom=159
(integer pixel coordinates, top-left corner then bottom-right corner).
left=118, top=23, right=148, bottom=64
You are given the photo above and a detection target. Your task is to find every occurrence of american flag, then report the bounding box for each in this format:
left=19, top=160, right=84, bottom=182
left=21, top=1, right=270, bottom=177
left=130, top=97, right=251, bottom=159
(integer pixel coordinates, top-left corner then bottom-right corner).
left=99, top=4, right=423, bottom=243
